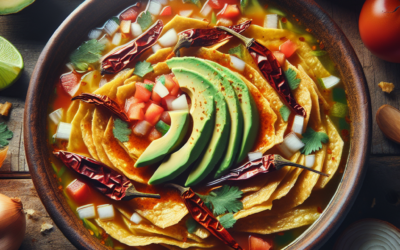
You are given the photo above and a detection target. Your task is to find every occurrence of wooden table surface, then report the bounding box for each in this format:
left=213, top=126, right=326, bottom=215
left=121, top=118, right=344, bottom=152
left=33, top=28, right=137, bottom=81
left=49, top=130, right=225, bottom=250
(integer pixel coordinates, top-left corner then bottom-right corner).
left=0, top=0, right=399, bottom=249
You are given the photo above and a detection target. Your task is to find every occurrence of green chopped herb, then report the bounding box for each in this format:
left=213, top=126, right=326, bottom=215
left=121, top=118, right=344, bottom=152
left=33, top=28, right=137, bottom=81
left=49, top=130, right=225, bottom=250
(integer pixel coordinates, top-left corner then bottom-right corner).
left=284, top=68, right=301, bottom=90
left=104, top=236, right=114, bottom=247
left=330, top=102, right=349, bottom=118
left=113, top=118, right=131, bottom=142
left=144, top=83, right=154, bottom=92
left=183, top=0, right=201, bottom=7
left=317, top=78, right=326, bottom=90
left=197, top=185, right=243, bottom=216
left=219, top=213, right=237, bottom=229
left=0, top=122, right=13, bottom=148
left=57, top=165, right=66, bottom=177
left=310, top=50, right=327, bottom=56
left=186, top=217, right=199, bottom=233
left=301, top=127, right=329, bottom=155
left=134, top=61, right=154, bottom=77
left=155, top=120, right=170, bottom=135
left=111, top=16, right=120, bottom=25
left=211, top=12, right=217, bottom=25
left=70, top=39, right=105, bottom=71
left=82, top=219, right=101, bottom=239
left=279, top=105, right=291, bottom=122
left=137, top=11, right=153, bottom=30
left=332, top=88, right=347, bottom=104
left=228, top=44, right=245, bottom=59
left=158, top=75, right=166, bottom=85
left=240, top=0, right=249, bottom=12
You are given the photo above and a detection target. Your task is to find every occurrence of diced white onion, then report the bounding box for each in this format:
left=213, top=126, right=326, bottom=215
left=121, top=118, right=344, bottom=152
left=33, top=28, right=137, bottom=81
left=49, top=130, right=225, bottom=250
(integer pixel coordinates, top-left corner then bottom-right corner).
left=291, top=115, right=304, bottom=134
left=248, top=152, right=263, bottom=161
left=104, top=19, right=120, bottom=36
left=200, top=4, right=212, bottom=17
left=171, top=95, right=189, bottom=111
left=305, top=154, right=315, bottom=168
left=49, top=108, right=63, bottom=125
left=77, top=204, right=96, bottom=220
left=120, top=20, right=131, bottom=33
left=55, top=122, right=72, bottom=140
left=154, top=81, right=169, bottom=98
left=99, top=78, right=107, bottom=87
left=133, top=120, right=152, bottom=137
left=112, top=32, right=122, bottom=45
left=158, top=28, right=178, bottom=47
left=277, top=143, right=293, bottom=159
left=152, top=0, right=168, bottom=4
left=264, top=14, right=278, bottom=29
left=131, top=22, right=143, bottom=37
left=130, top=212, right=143, bottom=224
left=192, top=15, right=205, bottom=21
left=230, top=55, right=246, bottom=72
left=321, top=75, right=341, bottom=89
left=148, top=1, right=162, bottom=15
left=179, top=10, right=193, bottom=17
left=283, top=132, right=305, bottom=153
left=97, top=204, right=115, bottom=221
left=152, top=43, right=162, bottom=53
left=99, top=35, right=111, bottom=49
left=216, top=18, right=233, bottom=26
left=88, top=29, right=103, bottom=40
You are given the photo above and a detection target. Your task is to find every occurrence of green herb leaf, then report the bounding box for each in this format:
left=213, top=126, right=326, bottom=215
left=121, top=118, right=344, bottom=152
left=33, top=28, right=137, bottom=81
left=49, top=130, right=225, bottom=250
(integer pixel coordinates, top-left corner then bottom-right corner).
left=144, top=83, right=154, bottom=92
left=155, top=120, right=170, bottom=135
left=104, top=236, right=114, bottom=247
left=186, top=217, right=199, bottom=233
left=197, top=185, right=243, bottom=216
left=57, top=165, right=66, bottom=177
left=284, top=68, right=301, bottom=90
left=330, top=102, right=349, bottom=118
left=0, top=123, right=13, bottom=147
left=301, top=127, right=329, bottom=155
left=82, top=219, right=101, bottom=239
left=111, top=16, right=120, bottom=25
left=137, top=11, right=153, bottom=30
left=279, top=105, right=291, bottom=122
left=332, top=88, right=347, bottom=104
left=240, top=0, right=249, bottom=12
left=219, top=213, right=237, bottom=229
left=157, top=75, right=166, bottom=85
left=211, top=12, right=217, bottom=25
left=134, top=61, right=154, bottom=77
left=310, top=50, right=327, bottom=56
left=113, top=118, right=131, bottom=142
left=228, top=44, right=245, bottom=59
left=70, top=39, right=106, bottom=71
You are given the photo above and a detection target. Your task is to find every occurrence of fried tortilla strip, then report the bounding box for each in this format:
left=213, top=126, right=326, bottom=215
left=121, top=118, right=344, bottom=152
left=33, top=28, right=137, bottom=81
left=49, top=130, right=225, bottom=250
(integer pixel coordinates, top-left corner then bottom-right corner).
left=314, top=115, right=344, bottom=189
left=66, top=101, right=79, bottom=123
left=92, top=108, right=114, bottom=168
left=116, top=82, right=136, bottom=106
left=0, top=102, right=12, bottom=116
left=102, top=118, right=150, bottom=183
left=147, top=47, right=173, bottom=64
left=160, top=15, right=210, bottom=37
left=298, top=65, right=330, bottom=111
left=67, top=69, right=133, bottom=152
left=80, top=110, right=99, bottom=160
left=96, top=217, right=214, bottom=248
left=78, top=70, right=101, bottom=94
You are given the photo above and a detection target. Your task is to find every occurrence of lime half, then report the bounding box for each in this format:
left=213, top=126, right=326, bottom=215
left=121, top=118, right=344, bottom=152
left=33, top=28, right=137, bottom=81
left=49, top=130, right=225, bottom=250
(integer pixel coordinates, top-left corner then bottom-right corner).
left=0, top=36, right=24, bottom=90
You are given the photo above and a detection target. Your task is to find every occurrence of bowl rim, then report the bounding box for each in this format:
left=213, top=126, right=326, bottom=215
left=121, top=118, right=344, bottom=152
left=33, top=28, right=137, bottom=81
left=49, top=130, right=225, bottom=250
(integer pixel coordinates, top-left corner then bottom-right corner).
left=24, top=0, right=371, bottom=249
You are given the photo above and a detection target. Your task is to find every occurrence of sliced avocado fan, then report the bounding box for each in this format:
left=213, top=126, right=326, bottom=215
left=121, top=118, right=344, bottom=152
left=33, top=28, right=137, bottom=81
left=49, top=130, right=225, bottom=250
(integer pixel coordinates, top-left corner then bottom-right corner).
left=0, top=0, right=35, bottom=15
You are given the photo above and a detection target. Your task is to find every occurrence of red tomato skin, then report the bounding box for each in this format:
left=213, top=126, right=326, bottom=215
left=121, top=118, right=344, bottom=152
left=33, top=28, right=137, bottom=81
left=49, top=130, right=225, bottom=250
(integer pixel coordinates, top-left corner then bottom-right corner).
left=160, top=111, right=171, bottom=125
left=249, top=235, right=273, bottom=250
left=160, top=6, right=172, bottom=16
left=217, top=4, right=240, bottom=19
left=279, top=39, right=297, bottom=58
left=60, top=71, right=81, bottom=97
left=135, top=83, right=152, bottom=102
left=66, top=179, right=91, bottom=204
left=120, top=7, right=138, bottom=21
left=359, top=0, right=400, bottom=63
left=206, top=0, right=238, bottom=9
left=145, top=103, right=164, bottom=125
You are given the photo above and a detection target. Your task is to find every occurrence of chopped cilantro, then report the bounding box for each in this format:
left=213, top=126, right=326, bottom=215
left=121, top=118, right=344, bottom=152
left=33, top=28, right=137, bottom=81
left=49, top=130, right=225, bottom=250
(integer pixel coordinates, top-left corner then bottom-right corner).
left=111, top=16, right=120, bottom=25
left=113, top=118, right=131, bottom=142
left=310, top=50, right=327, bottom=57
left=333, top=88, right=347, bottom=104
left=186, top=217, right=199, bottom=233
left=219, top=213, right=237, bottom=229
left=104, top=236, right=114, bottom=247
left=70, top=39, right=105, bottom=71
left=197, top=185, right=243, bottom=216
left=137, top=11, right=152, bottom=31
left=240, top=0, right=249, bottom=12
left=157, top=75, right=166, bottom=85
left=57, top=165, right=66, bottom=177
left=0, top=123, right=13, bottom=147
left=330, top=102, right=349, bottom=118
left=279, top=105, right=291, bottom=122
left=284, top=68, right=301, bottom=90
left=211, top=12, right=217, bottom=25
left=144, top=84, right=154, bottom=92
left=183, top=0, right=201, bottom=7
left=301, top=127, right=329, bottom=155
left=228, top=44, right=245, bottom=59
left=82, top=219, right=101, bottom=239
left=134, top=61, right=154, bottom=77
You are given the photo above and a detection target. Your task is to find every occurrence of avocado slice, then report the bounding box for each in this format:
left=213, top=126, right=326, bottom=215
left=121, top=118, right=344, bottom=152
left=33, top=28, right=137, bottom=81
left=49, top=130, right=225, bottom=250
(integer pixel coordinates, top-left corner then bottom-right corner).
left=135, top=111, right=189, bottom=168
left=0, top=0, right=35, bottom=15
left=207, top=61, right=260, bottom=177
left=167, top=57, right=242, bottom=186
left=148, top=68, right=216, bottom=185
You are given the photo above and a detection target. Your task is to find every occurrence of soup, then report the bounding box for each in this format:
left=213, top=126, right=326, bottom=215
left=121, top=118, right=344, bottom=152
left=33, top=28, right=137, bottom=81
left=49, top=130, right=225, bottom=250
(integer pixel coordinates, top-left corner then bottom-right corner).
left=47, top=0, right=350, bottom=249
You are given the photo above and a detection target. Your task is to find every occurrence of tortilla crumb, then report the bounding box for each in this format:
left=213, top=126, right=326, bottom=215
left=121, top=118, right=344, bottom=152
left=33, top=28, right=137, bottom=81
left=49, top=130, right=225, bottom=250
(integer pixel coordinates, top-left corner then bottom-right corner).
left=41, top=223, right=54, bottom=233
left=0, top=102, right=12, bottom=116
left=378, top=82, right=394, bottom=93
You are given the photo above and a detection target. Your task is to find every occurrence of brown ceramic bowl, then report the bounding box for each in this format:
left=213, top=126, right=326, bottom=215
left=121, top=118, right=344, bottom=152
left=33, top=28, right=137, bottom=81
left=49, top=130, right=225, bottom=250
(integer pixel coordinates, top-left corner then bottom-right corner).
left=24, top=0, right=371, bottom=249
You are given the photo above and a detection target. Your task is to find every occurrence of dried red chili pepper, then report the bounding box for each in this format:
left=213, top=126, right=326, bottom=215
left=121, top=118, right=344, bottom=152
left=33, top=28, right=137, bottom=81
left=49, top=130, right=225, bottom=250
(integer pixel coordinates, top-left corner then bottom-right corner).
left=53, top=151, right=160, bottom=200
left=71, top=93, right=129, bottom=122
left=101, top=19, right=163, bottom=74
left=217, top=26, right=306, bottom=117
left=206, top=154, right=329, bottom=186
left=167, top=184, right=242, bottom=250
left=173, top=20, right=252, bottom=56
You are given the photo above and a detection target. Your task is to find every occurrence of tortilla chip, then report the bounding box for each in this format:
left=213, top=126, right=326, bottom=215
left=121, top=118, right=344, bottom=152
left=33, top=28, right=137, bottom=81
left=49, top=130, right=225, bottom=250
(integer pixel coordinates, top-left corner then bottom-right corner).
left=96, top=216, right=213, bottom=248
left=67, top=69, right=133, bottom=152
left=296, top=42, right=330, bottom=79
left=116, top=82, right=136, bottom=107
left=80, top=110, right=99, bottom=160
left=79, top=70, right=101, bottom=94
left=102, top=118, right=151, bottom=184
left=92, top=108, right=114, bottom=168
left=314, top=115, right=344, bottom=189
left=298, top=65, right=330, bottom=111
left=161, top=15, right=210, bottom=37
left=147, top=47, right=173, bottom=64
left=65, top=101, right=79, bottom=123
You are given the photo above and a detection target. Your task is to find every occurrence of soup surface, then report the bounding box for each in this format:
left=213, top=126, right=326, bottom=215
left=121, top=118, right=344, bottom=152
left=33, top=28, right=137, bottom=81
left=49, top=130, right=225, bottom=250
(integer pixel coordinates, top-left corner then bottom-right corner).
left=47, top=0, right=350, bottom=249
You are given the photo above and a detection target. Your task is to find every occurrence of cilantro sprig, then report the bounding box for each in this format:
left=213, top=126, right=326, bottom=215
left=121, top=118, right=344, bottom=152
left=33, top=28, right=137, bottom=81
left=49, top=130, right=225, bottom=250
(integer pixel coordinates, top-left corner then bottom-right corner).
left=113, top=118, right=131, bottom=142
left=219, top=213, right=236, bottom=229
left=197, top=185, right=243, bottom=216
left=228, top=44, right=245, bottom=59
left=279, top=105, right=291, bottom=122
left=134, top=61, right=154, bottom=77
left=137, top=11, right=153, bottom=31
left=70, top=39, right=105, bottom=71
left=0, top=123, right=13, bottom=148
left=300, top=127, right=329, bottom=155
left=284, top=68, right=301, bottom=90
left=186, top=217, right=199, bottom=233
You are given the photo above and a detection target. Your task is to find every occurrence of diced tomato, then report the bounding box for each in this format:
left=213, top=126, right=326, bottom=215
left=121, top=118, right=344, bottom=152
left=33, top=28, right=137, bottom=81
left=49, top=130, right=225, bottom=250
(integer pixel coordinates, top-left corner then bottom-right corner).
left=144, top=79, right=154, bottom=84
left=272, top=51, right=286, bottom=66
left=125, top=97, right=142, bottom=112
left=249, top=236, right=273, bottom=250
left=66, top=179, right=91, bottom=204
left=162, top=95, right=177, bottom=110
left=279, top=39, right=298, bottom=58
left=170, top=83, right=180, bottom=96
left=151, top=91, right=162, bottom=103
left=133, top=120, right=152, bottom=137
left=217, top=4, right=240, bottom=19
left=160, top=6, right=172, bottom=16
left=145, top=103, right=164, bottom=125
left=120, top=7, right=138, bottom=21
left=160, top=111, right=171, bottom=125
left=144, top=100, right=159, bottom=113
left=60, top=71, right=81, bottom=97
left=206, top=0, right=239, bottom=9
left=163, top=74, right=177, bottom=91
left=135, top=83, right=152, bottom=102
left=128, top=103, right=145, bottom=120
left=148, top=128, right=163, bottom=141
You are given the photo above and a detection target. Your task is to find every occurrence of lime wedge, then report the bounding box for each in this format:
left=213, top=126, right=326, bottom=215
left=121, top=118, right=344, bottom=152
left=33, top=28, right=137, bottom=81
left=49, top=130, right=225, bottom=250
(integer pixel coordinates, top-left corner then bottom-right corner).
left=0, top=36, right=24, bottom=90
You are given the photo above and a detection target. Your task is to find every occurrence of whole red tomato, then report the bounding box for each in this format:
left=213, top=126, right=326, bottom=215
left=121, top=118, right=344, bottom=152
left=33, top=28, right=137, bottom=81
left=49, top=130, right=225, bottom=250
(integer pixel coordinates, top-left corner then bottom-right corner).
left=359, top=0, right=400, bottom=63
